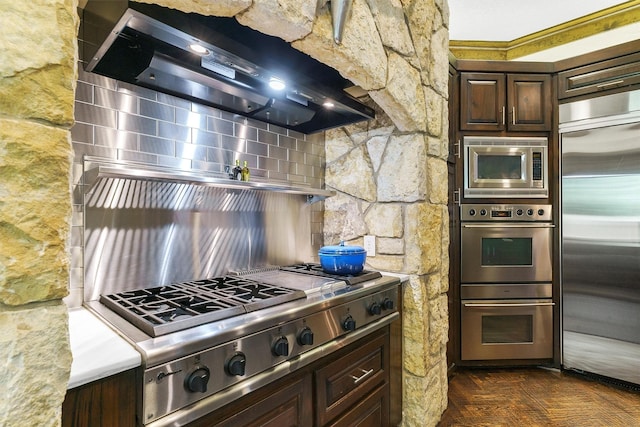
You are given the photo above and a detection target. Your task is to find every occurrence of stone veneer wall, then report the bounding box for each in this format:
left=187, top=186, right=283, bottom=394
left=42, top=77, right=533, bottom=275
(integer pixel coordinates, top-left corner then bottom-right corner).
left=0, top=0, right=77, bottom=425
left=0, top=0, right=449, bottom=425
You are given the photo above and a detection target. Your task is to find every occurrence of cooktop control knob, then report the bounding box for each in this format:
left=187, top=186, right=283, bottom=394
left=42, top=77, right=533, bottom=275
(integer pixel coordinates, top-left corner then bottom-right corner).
left=225, top=352, right=246, bottom=377
left=382, top=297, right=395, bottom=310
left=369, top=302, right=382, bottom=316
left=185, top=367, right=210, bottom=393
left=297, top=327, right=314, bottom=346
left=342, top=315, right=356, bottom=332
left=272, top=336, right=289, bottom=357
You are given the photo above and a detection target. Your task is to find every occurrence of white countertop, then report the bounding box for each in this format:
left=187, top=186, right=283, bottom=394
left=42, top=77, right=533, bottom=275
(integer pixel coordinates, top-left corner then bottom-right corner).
left=67, top=307, right=141, bottom=389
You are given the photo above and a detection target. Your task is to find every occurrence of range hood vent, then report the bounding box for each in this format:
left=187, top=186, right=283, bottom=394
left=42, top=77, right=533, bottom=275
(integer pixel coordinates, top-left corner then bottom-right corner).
left=82, top=1, right=375, bottom=134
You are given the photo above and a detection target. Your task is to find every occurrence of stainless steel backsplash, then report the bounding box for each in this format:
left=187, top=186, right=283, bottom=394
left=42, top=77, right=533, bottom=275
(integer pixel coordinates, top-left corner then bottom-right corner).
left=83, top=173, right=315, bottom=300
left=68, top=26, right=326, bottom=307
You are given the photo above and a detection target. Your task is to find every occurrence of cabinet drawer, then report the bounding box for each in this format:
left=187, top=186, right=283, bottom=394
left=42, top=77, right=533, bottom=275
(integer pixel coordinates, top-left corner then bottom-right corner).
left=315, top=330, right=389, bottom=426
left=558, top=52, right=640, bottom=99
left=327, top=384, right=389, bottom=427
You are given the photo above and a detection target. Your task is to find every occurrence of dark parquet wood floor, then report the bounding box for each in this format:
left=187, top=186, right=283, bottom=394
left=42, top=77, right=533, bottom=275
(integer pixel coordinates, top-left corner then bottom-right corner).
left=438, top=368, right=640, bottom=427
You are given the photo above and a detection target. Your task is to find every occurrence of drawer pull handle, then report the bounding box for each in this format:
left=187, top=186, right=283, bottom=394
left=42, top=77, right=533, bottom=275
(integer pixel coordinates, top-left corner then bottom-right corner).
left=596, top=80, right=624, bottom=89
left=350, top=368, right=374, bottom=384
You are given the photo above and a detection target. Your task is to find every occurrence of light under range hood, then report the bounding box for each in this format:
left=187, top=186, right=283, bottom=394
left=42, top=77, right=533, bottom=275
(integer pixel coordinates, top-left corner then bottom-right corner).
left=82, top=1, right=375, bottom=134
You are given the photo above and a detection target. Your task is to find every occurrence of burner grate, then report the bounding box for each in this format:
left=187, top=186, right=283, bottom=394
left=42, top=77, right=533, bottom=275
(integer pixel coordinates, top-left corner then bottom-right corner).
left=100, top=276, right=305, bottom=337
left=279, top=263, right=382, bottom=286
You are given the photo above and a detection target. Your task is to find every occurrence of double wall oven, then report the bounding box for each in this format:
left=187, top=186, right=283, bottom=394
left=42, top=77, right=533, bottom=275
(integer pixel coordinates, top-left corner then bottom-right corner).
left=459, top=203, right=554, bottom=361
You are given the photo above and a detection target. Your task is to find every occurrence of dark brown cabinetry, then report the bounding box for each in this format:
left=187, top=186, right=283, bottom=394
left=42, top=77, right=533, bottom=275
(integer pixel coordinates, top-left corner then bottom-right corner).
left=460, top=72, right=551, bottom=132
left=188, top=374, right=313, bottom=427
left=315, top=331, right=389, bottom=426
left=62, top=369, right=137, bottom=427
left=557, top=51, right=640, bottom=99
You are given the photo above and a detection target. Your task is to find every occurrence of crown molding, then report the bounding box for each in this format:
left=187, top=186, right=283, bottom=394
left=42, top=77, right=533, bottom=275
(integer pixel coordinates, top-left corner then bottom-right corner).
left=450, top=0, right=640, bottom=60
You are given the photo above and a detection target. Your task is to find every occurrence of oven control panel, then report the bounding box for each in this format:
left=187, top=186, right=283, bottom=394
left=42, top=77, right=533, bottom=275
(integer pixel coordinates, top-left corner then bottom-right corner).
left=461, top=204, right=552, bottom=222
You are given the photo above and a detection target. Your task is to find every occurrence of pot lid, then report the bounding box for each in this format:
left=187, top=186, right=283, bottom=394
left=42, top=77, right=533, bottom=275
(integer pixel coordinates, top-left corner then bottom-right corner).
left=319, top=241, right=366, bottom=254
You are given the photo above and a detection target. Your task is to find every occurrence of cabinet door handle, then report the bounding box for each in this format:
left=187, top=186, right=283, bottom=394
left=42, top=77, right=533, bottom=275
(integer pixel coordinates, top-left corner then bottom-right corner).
left=350, top=368, right=374, bottom=384
left=512, top=106, right=516, bottom=125
left=596, top=79, right=625, bottom=89
left=501, top=106, right=506, bottom=125
left=454, top=139, right=461, bottom=158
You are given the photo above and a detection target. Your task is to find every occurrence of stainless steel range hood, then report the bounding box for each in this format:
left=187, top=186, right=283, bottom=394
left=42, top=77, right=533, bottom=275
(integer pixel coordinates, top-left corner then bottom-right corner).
left=82, top=1, right=375, bottom=134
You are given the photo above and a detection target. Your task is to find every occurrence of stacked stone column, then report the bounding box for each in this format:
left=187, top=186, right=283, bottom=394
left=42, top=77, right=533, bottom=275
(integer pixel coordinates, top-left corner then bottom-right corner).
left=0, top=0, right=77, bottom=425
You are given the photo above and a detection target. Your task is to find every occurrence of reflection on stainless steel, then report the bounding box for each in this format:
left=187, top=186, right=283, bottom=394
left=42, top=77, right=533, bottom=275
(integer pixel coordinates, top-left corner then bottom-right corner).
left=459, top=203, right=555, bottom=361
left=83, top=159, right=327, bottom=300
left=460, top=222, right=554, bottom=283
left=461, top=299, right=554, bottom=361
left=560, top=89, right=640, bottom=385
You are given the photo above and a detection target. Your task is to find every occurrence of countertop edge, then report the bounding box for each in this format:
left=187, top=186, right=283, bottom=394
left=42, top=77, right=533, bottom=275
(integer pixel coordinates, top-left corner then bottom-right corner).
left=67, top=307, right=142, bottom=389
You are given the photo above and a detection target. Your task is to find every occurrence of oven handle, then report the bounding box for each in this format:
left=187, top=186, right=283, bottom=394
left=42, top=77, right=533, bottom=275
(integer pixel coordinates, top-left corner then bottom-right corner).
left=462, top=223, right=555, bottom=228
left=464, top=302, right=555, bottom=307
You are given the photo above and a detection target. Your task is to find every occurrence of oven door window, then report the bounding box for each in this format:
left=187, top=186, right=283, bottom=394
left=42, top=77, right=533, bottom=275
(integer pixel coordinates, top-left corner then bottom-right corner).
left=482, top=314, right=533, bottom=343
left=481, top=237, right=532, bottom=266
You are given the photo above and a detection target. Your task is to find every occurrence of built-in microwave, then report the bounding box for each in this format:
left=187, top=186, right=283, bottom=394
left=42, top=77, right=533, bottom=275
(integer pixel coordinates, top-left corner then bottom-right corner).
left=463, top=136, right=548, bottom=198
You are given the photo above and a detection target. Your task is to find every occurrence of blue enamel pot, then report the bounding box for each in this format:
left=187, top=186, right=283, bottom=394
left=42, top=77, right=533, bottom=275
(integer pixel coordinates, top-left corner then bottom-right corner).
left=318, top=241, right=366, bottom=275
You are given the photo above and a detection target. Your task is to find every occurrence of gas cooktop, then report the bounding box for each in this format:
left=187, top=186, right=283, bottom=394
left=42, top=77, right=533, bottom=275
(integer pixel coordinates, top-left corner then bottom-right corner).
left=279, top=263, right=382, bottom=286
left=100, top=276, right=305, bottom=337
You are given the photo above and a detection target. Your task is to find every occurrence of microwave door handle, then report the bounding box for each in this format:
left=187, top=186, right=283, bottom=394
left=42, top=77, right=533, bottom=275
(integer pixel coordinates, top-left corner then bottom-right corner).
left=464, top=302, right=556, bottom=308
left=462, top=223, right=555, bottom=228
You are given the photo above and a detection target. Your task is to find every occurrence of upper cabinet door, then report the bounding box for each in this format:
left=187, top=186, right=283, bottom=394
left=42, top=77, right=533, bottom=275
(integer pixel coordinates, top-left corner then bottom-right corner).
left=460, top=72, right=551, bottom=132
left=460, top=73, right=506, bottom=131
left=507, top=74, right=552, bottom=132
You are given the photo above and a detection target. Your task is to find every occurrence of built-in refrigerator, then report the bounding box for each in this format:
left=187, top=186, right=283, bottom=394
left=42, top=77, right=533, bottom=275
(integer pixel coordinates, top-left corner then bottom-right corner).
left=560, top=89, right=640, bottom=386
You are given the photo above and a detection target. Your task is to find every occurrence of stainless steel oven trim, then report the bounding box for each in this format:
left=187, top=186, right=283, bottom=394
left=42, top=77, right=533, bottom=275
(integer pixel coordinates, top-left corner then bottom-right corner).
left=462, top=224, right=555, bottom=228
left=461, top=283, right=552, bottom=299
left=463, top=136, right=549, bottom=199
left=461, top=299, right=554, bottom=361
left=460, top=222, right=554, bottom=283
left=463, top=302, right=555, bottom=307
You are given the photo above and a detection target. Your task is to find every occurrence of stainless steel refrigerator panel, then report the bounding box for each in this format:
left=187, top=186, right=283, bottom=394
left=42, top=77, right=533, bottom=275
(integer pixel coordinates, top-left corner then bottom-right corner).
left=561, top=96, right=640, bottom=385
